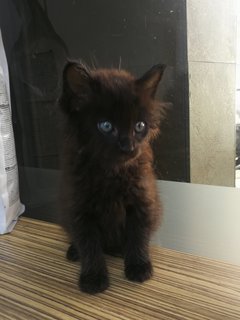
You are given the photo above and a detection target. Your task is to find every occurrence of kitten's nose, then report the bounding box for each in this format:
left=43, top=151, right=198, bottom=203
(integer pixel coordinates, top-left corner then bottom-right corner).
left=118, top=139, right=135, bottom=154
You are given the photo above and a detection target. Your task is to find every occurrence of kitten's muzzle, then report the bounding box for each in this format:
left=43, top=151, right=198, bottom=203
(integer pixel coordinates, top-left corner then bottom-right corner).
left=118, top=139, right=135, bottom=154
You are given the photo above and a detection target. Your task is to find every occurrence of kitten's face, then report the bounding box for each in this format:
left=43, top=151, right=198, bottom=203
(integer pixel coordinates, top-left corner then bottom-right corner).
left=60, top=63, right=165, bottom=167
left=97, top=118, right=146, bottom=160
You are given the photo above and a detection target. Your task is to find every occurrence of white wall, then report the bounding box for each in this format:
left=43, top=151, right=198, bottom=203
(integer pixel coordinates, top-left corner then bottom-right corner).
left=236, top=0, right=240, bottom=122
left=187, top=0, right=237, bottom=186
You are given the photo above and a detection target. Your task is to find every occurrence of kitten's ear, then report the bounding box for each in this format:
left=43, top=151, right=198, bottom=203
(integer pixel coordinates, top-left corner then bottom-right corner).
left=63, top=62, right=91, bottom=97
left=60, top=62, right=92, bottom=113
left=136, top=64, right=166, bottom=98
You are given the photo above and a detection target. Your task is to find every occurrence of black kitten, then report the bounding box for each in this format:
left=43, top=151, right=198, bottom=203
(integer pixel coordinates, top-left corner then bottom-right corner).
left=59, top=62, right=166, bottom=294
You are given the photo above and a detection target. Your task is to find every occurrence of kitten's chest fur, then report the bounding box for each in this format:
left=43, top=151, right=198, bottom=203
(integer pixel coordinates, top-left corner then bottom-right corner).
left=73, top=152, right=150, bottom=242
left=77, top=155, right=144, bottom=214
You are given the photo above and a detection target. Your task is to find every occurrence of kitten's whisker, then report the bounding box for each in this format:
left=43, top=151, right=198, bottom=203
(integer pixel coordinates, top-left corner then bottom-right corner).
left=91, top=58, right=96, bottom=69
left=90, top=54, right=98, bottom=70
left=119, top=56, right=122, bottom=70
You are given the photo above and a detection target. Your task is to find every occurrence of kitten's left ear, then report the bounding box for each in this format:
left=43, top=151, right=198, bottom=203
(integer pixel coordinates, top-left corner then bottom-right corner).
left=136, top=64, right=166, bottom=98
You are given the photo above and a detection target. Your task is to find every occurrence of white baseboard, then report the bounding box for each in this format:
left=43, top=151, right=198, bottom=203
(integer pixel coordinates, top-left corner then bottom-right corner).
left=153, top=180, right=240, bottom=265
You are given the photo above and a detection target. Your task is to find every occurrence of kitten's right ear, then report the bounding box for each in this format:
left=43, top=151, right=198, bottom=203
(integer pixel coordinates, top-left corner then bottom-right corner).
left=60, top=62, right=91, bottom=113
left=63, top=62, right=91, bottom=95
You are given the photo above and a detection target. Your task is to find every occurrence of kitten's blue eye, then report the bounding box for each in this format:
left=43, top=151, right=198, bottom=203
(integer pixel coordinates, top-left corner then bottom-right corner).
left=135, top=121, right=146, bottom=133
left=98, top=121, right=113, bottom=133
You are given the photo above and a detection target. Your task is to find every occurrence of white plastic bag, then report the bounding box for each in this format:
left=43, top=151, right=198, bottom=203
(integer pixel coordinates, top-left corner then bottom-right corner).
left=0, top=29, right=24, bottom=234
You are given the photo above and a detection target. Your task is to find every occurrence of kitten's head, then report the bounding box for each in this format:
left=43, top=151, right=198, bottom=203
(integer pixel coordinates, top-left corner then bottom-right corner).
left=60, top=62, right=166, bottom=168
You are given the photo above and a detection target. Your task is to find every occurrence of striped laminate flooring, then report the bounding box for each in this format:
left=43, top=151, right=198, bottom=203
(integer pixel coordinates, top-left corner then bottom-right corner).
left=0, top=217, right=240, bottom=320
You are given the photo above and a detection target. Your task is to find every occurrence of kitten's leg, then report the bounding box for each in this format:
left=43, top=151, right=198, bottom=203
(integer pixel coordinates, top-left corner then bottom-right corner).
left=66, top=243, right=80, bottom=261
left=124, top=205, right=153, bottom=282
left=72, top=221, right=109, bottom=294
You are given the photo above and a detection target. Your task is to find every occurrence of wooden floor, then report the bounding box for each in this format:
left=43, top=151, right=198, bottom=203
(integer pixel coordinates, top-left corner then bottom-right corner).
left=0, top=218, right=240, bottom=320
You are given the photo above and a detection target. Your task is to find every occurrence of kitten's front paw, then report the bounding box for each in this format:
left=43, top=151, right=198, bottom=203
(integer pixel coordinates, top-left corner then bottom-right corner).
left=79, top=272, right=109, bottom=294
left=66, top=244, right=79, bottom=261
left=125, top=260, right=153, bottom=283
